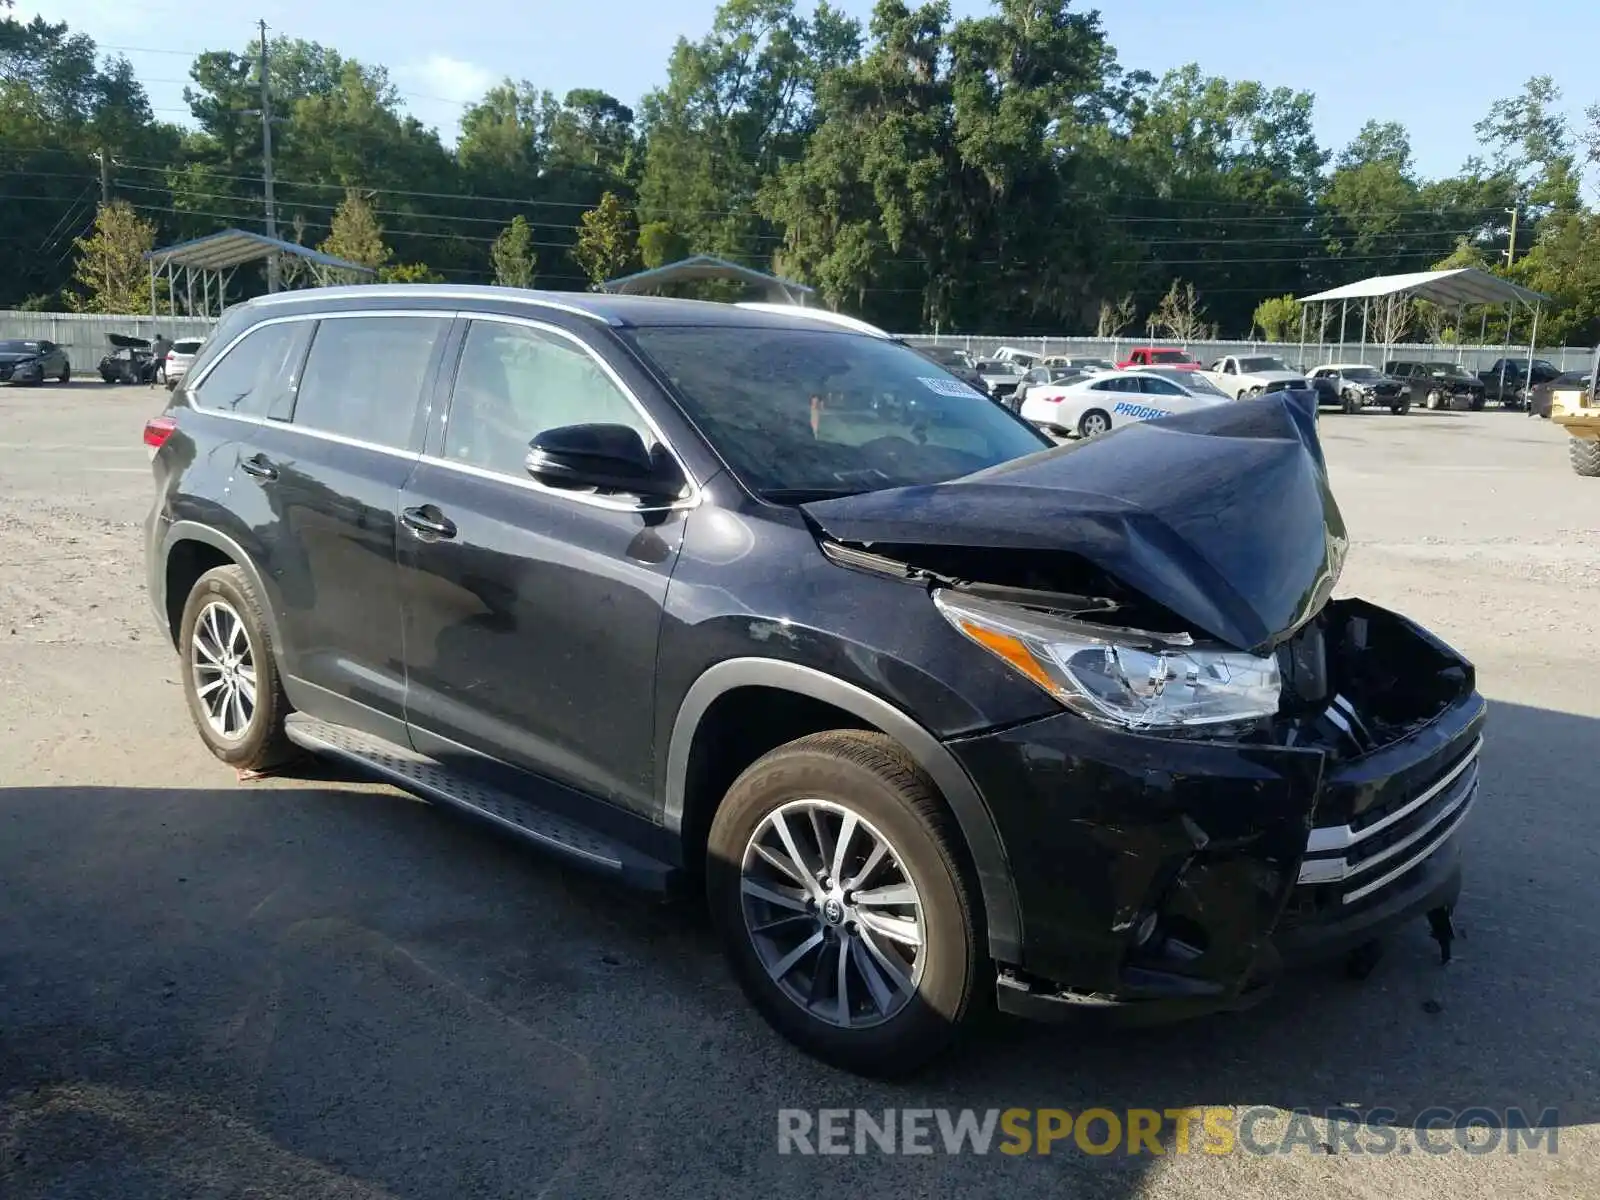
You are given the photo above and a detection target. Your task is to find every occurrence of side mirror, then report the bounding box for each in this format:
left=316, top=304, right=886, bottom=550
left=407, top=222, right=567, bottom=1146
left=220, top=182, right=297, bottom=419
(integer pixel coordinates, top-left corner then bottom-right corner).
left=525, top=423, right=684, bottom=501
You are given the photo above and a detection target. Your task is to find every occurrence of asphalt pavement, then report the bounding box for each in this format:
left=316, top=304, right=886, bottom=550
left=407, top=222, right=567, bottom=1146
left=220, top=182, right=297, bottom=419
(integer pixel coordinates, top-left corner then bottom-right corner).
left=2, top=381, right=1596, bottom=1199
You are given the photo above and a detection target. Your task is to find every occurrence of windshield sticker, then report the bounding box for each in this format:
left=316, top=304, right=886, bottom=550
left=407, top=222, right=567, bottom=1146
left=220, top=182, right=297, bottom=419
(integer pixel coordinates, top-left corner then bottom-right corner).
left=919, top=376, right=987, bottom=399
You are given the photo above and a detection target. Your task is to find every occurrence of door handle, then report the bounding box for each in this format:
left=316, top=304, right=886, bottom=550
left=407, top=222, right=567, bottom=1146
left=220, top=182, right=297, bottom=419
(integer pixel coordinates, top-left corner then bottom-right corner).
left=239, top=453, right=278, bottom=481
left=401, top=506, right=457, bottom=539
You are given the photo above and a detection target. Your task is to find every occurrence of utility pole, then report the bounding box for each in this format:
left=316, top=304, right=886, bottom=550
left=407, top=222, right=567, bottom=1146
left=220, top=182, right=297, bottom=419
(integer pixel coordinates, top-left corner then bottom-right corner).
left=94, top=149, right=110, bottom=205
left=259, top=19, right=280, bottom=292
left=1503, top=205, right=1519, bottom=269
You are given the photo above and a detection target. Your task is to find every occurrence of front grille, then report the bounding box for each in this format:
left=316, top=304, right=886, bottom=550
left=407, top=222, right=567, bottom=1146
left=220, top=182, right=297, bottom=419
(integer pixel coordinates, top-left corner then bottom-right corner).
left=1296, top=733, right=1479, bottom=906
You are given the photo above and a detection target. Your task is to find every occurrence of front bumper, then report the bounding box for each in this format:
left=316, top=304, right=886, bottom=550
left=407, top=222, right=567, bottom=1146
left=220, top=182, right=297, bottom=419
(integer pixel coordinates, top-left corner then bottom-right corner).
left=948, top=598, right=1483, bottom=1022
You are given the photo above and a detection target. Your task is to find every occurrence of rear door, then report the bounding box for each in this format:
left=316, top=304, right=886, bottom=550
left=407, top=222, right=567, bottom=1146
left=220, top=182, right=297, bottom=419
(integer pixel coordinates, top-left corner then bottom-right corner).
left=241, top=311, right=453, bottom=736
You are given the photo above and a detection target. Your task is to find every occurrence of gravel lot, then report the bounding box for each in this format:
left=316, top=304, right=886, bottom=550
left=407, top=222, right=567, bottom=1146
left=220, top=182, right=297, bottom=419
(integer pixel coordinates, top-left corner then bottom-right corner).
left=2, top=382, right=1597, bottom=1199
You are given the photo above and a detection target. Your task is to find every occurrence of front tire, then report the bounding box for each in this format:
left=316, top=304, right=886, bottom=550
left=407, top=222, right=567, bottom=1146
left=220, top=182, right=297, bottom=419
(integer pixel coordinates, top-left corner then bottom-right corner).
left=707, top=731, right=981, bottom=1077
left=1572, top=438, right=1600, bottom=478
left=1341, top=390, right=1362, bottom=415
left=1426, top=390, right=1443, bottom=410
left=1391, top=401, right=1411, bottom=415
left=178, top=565, right=293, bottom=770
left=57, top=363, right=70, bottom=384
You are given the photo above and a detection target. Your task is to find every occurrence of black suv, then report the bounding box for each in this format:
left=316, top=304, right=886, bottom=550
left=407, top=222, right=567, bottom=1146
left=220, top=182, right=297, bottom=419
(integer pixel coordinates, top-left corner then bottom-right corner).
left=144, top=287, right=1485, bottom=1075
left=1385, top=361, right=1488, bottom=411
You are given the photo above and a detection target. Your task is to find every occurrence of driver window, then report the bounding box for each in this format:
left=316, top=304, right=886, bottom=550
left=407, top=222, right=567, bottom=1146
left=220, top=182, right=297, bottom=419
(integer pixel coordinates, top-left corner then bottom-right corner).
left=444, top=321, right=654, bottom=478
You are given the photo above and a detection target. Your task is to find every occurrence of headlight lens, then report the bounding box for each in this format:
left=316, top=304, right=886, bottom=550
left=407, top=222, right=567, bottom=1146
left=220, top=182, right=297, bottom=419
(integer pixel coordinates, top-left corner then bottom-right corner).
left=934, top=590, right=1281, bottom=731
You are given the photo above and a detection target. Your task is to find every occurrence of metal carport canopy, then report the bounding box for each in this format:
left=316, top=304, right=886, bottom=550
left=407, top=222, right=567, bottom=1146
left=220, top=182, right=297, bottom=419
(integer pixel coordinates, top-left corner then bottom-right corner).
left=147, top=228, right=375, bottom=275
left=1297, top=268, right=1547, bottom=309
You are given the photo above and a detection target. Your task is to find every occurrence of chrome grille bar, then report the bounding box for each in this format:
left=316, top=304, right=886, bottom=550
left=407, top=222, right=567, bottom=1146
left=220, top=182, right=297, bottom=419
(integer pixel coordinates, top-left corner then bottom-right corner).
left=1305, top=734, right=1482, bottom=854
left=1297, top=765, right=1478, bottom=887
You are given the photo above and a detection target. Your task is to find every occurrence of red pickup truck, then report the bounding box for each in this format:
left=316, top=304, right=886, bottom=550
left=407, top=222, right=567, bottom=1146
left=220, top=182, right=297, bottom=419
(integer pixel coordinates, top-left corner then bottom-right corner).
left=1117, top=346, right=1203, bottom=370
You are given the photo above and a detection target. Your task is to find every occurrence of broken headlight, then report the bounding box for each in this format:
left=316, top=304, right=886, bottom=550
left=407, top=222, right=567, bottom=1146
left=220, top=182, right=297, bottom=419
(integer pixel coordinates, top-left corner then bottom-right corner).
left=934, top=590, right=1280, bottom=731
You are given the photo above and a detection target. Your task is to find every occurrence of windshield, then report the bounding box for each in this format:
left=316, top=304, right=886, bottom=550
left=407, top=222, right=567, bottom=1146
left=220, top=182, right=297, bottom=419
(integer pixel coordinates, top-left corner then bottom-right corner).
left=629, top=327, right=1050, bottom=500
left=1343, top=367, right=1383, bottom=380
left=0, top=340, right=41, bottom=354
left=1149, top=350, right=1194, bottom=364
left=1237, top=356, right=1290, bottom=373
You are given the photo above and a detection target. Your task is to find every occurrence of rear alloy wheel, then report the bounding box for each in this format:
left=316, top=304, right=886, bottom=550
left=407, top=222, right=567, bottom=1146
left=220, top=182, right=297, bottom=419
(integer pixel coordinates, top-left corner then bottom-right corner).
left=178, top=565, right=293, bottom=770
left=1571, top=438, right=1600, bottom=478
left=708, top=731, right=980, bottom=1077
left=1078, top=409, right=1111, bottom=438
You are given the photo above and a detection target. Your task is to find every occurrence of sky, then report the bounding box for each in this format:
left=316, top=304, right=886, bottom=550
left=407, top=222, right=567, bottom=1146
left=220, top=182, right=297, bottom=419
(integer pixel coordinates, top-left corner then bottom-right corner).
left=23, top=0, right=1600, bottom=181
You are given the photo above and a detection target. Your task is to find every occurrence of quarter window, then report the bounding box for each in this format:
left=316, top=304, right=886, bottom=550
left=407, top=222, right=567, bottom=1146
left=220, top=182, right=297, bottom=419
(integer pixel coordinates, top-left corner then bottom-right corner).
left=443, top=321, right=654, bottom=478
left=192, top=320, right=311, bottom=418
left=292, top=316, right=448, bottom=449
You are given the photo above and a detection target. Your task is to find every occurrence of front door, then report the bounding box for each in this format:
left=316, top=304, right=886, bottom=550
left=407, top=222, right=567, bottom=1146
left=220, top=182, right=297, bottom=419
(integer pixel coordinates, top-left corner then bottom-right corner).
left=397, top=316, right=691, bottom=818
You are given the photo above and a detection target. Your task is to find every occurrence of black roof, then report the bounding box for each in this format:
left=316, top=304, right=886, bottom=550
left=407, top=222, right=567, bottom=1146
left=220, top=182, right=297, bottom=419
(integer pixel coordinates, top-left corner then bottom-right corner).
left=246, top=284, right=848, bottom=332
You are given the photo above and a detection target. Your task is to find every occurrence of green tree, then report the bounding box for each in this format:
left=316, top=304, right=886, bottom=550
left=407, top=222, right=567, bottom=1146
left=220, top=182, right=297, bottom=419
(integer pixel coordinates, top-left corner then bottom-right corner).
left=319, top=189, right=391, bottom=272
left=573, top=192, right=639, bottom=286
left=490, top=216, right=538, bottom=288
left=379, top=262, right=445, bottom=283
left=67, top=200, right=158, bottom=313
left=638, top=221, right=690, bottom=268
left=1252, top=295, right=1300, bottom=342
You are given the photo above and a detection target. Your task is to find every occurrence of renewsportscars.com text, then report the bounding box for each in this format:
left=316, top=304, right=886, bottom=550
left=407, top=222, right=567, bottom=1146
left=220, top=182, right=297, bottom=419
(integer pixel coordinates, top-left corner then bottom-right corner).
left=777, top=1107, right=1559, bottom=1157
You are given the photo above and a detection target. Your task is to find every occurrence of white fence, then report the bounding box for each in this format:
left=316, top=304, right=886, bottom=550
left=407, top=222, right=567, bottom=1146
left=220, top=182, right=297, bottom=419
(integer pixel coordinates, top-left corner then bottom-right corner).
left=4, top=309, right=1591, bottom=375
left=0, top=311, right=216, bottom=355
left=897, top=334, right=1598, bottom=374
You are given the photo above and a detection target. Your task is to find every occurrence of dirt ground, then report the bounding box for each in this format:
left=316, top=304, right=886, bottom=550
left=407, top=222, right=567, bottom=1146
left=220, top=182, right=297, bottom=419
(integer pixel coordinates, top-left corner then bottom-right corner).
left=2, top=381, right=1597, bottom=1199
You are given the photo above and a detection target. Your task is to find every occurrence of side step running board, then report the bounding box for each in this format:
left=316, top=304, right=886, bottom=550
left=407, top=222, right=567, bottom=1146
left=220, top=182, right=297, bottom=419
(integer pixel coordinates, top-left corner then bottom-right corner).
left=284, top=714, right=677, bottom=891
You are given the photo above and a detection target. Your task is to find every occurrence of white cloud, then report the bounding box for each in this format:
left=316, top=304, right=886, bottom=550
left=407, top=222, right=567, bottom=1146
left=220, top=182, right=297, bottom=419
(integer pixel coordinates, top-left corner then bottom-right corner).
left=401, top=54, right=495, bottom=105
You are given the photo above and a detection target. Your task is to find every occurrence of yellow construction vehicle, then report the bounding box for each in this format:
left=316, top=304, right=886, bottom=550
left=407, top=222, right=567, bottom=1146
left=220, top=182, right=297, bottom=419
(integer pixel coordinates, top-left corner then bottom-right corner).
left=1552, top=346, right=1600, bottom=477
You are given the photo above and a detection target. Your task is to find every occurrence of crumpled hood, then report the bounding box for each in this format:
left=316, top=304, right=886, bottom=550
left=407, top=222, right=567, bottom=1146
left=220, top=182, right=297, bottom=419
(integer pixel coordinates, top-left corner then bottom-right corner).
left=803, top=393, right=1347, bottom=655
left=0, top=352, right=41, bottom=364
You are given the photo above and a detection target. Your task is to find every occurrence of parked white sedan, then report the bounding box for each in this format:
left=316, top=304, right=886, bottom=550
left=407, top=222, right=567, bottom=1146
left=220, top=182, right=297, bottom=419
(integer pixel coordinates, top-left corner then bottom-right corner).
left=1019, top=368, right=1230, bottom=437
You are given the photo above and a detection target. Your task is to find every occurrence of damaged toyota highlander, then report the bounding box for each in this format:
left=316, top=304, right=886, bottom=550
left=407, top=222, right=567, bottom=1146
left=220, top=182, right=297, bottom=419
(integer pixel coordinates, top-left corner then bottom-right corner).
left=143, top=287, right=1484, bottom=1077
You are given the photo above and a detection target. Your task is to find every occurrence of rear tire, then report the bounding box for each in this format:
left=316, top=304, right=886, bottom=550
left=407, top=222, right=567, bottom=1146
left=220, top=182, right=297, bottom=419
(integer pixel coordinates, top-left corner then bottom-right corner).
left=1078, top=409, right=1111, bottom=438
left=1571, top=438, right=1600, bottom=478
left=707, top=730, right=981, bottom=1078
left=178, top=565, right=294, bottom=771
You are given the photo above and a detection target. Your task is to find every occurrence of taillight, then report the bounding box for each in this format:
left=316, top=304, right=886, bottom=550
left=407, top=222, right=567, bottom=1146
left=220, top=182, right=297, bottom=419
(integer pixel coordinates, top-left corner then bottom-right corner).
left=143, top=416, right=177, bottom=450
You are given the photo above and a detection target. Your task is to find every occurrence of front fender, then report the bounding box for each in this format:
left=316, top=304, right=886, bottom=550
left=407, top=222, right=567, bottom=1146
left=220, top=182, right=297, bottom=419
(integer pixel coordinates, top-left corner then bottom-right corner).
left=664, top=656, right=1024, bottom=965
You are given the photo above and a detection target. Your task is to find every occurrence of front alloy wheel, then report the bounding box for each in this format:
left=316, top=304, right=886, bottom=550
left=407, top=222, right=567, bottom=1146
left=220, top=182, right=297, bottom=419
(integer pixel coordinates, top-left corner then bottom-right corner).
left=708, top=730, right=980, bottom=1077
left=741, top=799, right=924, bottom=1029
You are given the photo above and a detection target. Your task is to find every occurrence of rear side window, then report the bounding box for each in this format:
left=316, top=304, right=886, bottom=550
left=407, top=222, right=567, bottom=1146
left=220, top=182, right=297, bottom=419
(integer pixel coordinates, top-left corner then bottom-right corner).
left=192, top=321, right=311, bottom=417
left=173, top=340, right=204, bottom=354
left=292, top=316, right=449, bottom=449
